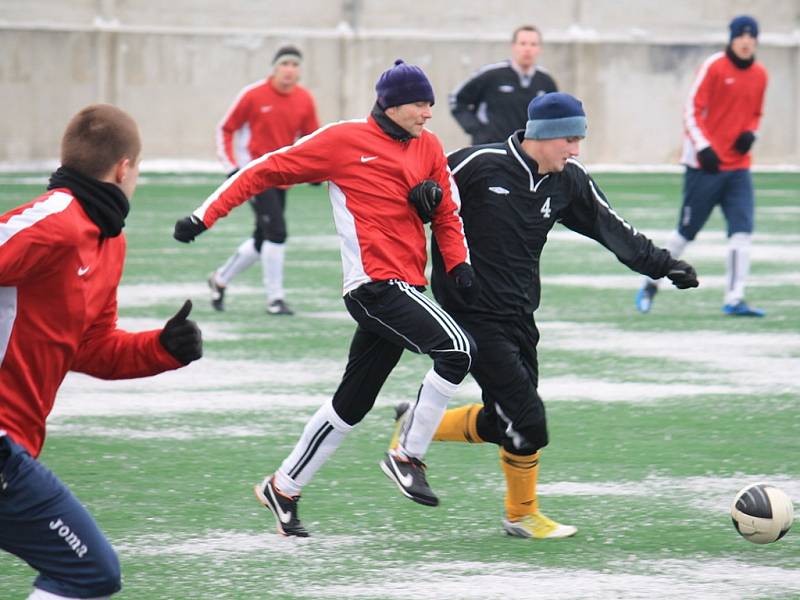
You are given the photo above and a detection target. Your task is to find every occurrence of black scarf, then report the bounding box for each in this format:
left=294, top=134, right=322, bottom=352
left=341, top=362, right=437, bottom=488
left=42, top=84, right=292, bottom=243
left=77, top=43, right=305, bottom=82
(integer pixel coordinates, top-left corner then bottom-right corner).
left=371, top=103, right=413, bottom=142
left=725, top=45, right=755, bottom=70
left=47, top=166, right=130, bottom=238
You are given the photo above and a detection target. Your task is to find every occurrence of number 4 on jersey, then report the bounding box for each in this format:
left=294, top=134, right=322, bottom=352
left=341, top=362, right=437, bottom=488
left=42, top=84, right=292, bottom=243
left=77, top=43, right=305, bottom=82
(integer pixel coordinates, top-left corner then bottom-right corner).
left=540, top=197, right=551, bottom=219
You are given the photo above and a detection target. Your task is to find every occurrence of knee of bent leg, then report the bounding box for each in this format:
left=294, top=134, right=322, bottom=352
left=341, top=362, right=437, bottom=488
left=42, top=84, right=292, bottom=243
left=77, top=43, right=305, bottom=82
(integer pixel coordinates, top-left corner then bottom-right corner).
left=433, top=334, right=476, bottom=383
left=501, top=422, right=548, bottom=455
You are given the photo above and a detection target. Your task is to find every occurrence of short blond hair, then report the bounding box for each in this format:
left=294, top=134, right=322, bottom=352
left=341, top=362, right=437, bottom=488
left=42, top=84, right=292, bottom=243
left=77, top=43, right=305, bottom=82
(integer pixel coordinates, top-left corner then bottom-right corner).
left=61, top=104, right=141, bottom=179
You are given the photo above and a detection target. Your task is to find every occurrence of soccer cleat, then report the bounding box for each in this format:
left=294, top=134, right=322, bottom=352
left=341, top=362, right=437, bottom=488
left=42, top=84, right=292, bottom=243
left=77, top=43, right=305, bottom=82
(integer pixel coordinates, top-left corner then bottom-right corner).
left=502, top=512, right=577, bottom=539
left=722, top=301, right=765, bottom=317
left=254, top=476, right=309, bottom=537
left=635, top=282, right=658, bottom=313
left=207, top=275, right=226, bottom=312
left=267, top=299, right=294, bottom=316
left=388, top=402, right=411, bottom=451
left=380, top=452, right=439, bottom=507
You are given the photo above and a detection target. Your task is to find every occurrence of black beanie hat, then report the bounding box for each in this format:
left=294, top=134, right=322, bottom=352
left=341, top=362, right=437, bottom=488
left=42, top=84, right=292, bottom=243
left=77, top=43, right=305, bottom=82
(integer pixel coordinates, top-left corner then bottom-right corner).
left=273, top=45, right=302, bottom=66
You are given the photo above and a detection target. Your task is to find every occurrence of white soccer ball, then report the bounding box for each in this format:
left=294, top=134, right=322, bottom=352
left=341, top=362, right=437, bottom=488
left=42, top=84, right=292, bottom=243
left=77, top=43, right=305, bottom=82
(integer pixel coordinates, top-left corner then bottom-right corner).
left=731, top=483, right=794, bottom=544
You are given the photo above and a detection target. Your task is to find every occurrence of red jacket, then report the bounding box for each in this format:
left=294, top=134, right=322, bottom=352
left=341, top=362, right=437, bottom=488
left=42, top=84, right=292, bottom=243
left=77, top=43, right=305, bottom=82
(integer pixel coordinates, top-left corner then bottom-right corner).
left=0, top=189, right=181, bottom=456
left=196, top=116, right=469, bottom=293
left=681, top=51, right=768, bottom=170
left=216, top=77, right=320, bottom=173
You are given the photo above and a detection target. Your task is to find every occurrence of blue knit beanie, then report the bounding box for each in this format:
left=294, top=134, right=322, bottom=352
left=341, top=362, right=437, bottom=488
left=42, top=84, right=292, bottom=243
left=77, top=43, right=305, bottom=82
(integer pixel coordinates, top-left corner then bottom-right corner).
left=524, top=92, right=587, bottom=140
left=375, top=59, right=435, bottom=109
left=729, top=15, right=759, bottom=41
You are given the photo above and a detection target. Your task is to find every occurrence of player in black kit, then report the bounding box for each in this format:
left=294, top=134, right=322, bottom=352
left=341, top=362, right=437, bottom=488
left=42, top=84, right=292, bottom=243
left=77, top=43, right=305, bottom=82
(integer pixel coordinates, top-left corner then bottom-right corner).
left=391, top=92, right=699, bottom=539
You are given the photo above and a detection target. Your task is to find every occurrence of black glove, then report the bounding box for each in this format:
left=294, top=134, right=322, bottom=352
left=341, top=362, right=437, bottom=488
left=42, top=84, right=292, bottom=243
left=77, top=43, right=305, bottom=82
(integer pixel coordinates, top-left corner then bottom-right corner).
left=159, top=300, right=203, bottom=365
left=408, top=180, right=443, bottom=224
left=449, top=262, right=481, bottom=304
left=733, top=131, right=755, bottom=154
left=666, top=259, right=699, bottom=289
left=226, top=168, right=239, bottom=179
left=173, top=215, right=207, bottom=243
left=696, top=147, right=720, bottom=173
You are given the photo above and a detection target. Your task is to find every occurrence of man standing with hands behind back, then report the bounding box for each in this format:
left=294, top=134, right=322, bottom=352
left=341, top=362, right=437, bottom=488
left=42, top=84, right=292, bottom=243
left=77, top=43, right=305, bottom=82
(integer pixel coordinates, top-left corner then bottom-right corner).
left=450, top=25, right=558, bottom=145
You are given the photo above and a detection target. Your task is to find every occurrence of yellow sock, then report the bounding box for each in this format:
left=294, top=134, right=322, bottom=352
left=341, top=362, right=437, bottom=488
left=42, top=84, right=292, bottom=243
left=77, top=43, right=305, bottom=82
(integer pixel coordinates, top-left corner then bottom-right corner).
left=433, top=403, right=484, bottom=443
left=500, top=448, right=540, bottom=521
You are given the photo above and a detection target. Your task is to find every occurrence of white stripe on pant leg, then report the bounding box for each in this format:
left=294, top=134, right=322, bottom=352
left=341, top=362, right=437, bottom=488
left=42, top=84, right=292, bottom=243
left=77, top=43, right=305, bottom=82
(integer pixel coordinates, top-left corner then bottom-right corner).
left=725, top=232, right=751, bottom=305
left=399, top=368, right=460, bottom=460
left=261, top=240, right=286, bottom=302
left=274, top=400, right=353, bottom=496
left=216, top=238, right=259, bottom=286
left=395, top=281, right=471, bottom=357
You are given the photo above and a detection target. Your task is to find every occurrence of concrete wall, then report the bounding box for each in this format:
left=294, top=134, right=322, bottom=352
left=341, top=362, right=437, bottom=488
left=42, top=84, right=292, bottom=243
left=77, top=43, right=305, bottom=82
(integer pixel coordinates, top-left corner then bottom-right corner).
left=2, top=0, right=799, bottom=167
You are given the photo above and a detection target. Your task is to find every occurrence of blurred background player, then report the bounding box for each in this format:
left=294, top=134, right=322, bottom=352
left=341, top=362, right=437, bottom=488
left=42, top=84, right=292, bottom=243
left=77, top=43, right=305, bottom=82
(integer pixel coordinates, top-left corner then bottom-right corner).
left=636, top=15, right=768, bottom=317
left=174, top=59, right=479, bottom=536
left=0, top=104, right=202, bottom=599
left=449, top=25, right=558, bottom=145
left=210, top=45, right=320, bottom=315
left=392, top=92, right=699, bottom=539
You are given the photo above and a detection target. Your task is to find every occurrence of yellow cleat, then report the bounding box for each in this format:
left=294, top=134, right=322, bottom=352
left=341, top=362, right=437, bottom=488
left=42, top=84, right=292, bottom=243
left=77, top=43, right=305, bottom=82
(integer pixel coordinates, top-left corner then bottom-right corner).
left=503, top=512, right=577, bottom=539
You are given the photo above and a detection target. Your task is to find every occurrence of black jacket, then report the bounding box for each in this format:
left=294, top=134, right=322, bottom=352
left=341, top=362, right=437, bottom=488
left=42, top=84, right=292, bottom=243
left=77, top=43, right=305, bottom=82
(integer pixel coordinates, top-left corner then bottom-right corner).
left=449, top=61, right=558, bottom=145
left=432, top=132, right=676, bottom=317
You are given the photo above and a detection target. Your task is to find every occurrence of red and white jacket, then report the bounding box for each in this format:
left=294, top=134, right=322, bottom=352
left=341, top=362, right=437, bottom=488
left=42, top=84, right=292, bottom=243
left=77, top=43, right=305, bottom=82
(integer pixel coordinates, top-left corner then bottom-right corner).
left=681, top=51, right=768, bottom=170
left=216, top=77, right=319, bottom=173
left=196, top=116, right=469, bottom=294
left=0, top=190, right=181, bottom=457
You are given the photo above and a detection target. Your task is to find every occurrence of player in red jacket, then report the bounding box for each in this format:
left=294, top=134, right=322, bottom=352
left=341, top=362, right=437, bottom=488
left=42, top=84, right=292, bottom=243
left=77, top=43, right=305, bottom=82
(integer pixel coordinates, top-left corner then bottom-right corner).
left=637, top=15, right=768, bottom=316
left=0, top=105, right=202, bottom=599
left=175, top=60, right=479, bottom=536
left=210, top=45, right=320, bottom=315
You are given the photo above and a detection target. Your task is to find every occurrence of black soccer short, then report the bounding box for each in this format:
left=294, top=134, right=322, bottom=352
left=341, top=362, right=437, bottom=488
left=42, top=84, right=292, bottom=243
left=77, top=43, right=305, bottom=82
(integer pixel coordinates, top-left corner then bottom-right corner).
left=455, top=312, right=548, bottom=452
left=249, top=187, right=287, bottom=248
left=330, top=280, right=475, bottom=426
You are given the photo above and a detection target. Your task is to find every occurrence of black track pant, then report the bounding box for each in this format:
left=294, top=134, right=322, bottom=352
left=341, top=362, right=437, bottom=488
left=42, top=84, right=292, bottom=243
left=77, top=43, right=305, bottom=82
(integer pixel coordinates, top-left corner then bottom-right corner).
left=332, top=280, right=475, bottom=426
left=250, top=187, right=287, bottom=249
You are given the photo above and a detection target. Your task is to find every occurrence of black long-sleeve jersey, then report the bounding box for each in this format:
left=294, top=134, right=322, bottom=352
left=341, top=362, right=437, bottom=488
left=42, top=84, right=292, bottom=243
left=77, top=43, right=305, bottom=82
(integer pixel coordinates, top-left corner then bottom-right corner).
left=449, top=61, right=558, bottom=145
left=432, top=132, right=677, bottom=317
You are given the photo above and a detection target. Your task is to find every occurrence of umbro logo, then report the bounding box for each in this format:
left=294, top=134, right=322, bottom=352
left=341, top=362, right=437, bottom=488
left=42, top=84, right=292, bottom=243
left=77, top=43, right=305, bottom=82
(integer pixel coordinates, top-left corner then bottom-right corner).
left=724, top=77, right=735, bottom=85
left=360, top=155, right=378, bottom=163
left=77, top=266, right=90, bottom=276
left=489, top=186, right=510, bottom=195
left=260, top=105, right=273, bottom=113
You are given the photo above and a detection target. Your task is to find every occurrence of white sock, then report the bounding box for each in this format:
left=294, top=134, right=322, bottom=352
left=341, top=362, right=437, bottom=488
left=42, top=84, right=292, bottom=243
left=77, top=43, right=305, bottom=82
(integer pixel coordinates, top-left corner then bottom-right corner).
left=725, top=232, right=752, bottom=305
left=216, top=238, right=259, bottom=287
left=642, top=231, right=690, bottom=287
left=261, top=241, right=286, bottom=303
left=274, top=400, right=353, bottom=496
left=398, top=369, right=460, bottom=460
left=28, top=588, right=110, bottom=599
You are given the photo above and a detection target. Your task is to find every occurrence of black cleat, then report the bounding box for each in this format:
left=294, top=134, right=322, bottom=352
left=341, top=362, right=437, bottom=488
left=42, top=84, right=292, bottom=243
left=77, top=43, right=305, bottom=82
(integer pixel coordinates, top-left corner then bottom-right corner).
left=267, top=299, right=294, bottom=316
left=208, top=275, right=226, bottom=312
left=380, top=452, right=439, bottom=507
left=254, top=476, right=309, bottom=537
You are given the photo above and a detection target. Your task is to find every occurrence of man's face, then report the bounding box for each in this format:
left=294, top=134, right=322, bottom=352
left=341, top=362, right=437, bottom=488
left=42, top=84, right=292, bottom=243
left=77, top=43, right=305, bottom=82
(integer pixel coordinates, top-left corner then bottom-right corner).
left=272, top=60, right=301, bottom=90
left=385, top=101, right=433, bottom=138
left=532, top=136, right=582, bottom=173
left=730, top=34, right=757, bottom=60
left=511, top=30, right=541, bottom=70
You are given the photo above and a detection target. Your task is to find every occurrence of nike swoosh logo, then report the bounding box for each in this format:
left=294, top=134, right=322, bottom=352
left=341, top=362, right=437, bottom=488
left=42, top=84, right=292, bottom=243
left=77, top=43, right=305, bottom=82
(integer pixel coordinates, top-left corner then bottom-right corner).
left=267, top=483, right=293, bottom=524
left=390, top=458, right=414, bottom=488
left=360, top=155, right=378, bottom=163
left=77, top=266, right=90, bottom=276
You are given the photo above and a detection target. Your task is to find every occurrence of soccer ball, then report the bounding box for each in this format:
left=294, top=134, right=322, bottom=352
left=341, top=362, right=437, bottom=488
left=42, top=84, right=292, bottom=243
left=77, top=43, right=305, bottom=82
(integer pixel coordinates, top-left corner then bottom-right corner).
left=731, top=483, right=794, bottom=544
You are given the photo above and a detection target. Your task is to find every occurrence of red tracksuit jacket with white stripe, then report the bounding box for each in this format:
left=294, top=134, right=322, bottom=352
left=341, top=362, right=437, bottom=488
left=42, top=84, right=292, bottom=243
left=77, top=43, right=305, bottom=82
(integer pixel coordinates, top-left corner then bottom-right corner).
left=216, top=78, right=320, bottom=173
left=195, top=115, right=470, bottom=294
left=681, top=51, right=768, bottom=170
left=0, top=190, right=181, bottom=457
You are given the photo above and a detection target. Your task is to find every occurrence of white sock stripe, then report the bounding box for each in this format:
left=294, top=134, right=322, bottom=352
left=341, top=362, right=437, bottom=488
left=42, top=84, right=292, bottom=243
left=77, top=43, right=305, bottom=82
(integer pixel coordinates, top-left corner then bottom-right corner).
left=287, top=422, right=334, bottom=479
left=394, top=281, right=471, bottom=356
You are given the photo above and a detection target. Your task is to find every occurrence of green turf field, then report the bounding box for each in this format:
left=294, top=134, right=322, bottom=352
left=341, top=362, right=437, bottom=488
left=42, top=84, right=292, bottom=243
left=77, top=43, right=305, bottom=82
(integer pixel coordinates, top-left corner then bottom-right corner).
left=1, top=172, right=798, bottom=599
